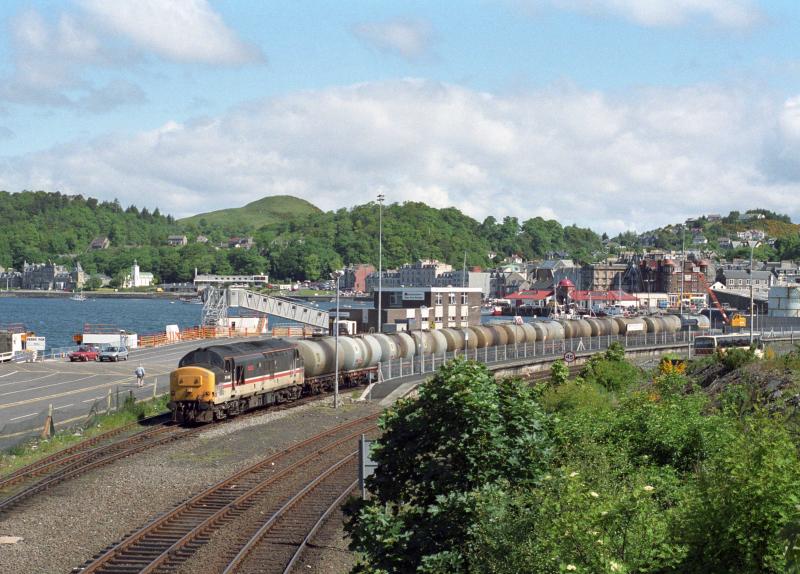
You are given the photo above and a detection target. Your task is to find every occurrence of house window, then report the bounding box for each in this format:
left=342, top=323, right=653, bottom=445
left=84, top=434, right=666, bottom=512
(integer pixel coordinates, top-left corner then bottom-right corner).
left=435, top=293, right=443, bottom=305
left=461, top=293, right=468, bottom=305
left=390, top=293, right=401, bottom=306
left=448, top=293, right=456, bottom=305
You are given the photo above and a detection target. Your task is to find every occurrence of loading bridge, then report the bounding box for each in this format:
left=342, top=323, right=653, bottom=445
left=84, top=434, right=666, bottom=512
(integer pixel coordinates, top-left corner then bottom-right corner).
left=201, top=286, right=330, bottom=330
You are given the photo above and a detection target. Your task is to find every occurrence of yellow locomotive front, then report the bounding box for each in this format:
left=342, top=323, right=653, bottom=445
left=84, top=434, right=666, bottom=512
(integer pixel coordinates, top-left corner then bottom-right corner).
left=169, top=347, right=229, bottom=423
left=169, top=365, right=218, bottom=423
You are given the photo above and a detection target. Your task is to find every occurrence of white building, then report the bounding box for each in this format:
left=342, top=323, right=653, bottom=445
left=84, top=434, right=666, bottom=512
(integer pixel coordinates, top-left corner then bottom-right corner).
left=123, top=260, right=154, bottom=288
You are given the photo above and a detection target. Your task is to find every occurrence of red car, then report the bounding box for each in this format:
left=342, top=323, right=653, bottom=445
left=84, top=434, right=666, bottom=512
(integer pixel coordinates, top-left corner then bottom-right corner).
left=69, top=346, right=99, bottom=362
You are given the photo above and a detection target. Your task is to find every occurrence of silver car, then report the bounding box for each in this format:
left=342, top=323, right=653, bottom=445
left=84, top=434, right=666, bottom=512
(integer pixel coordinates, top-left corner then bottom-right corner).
left=99, top=346, right=129, bottom=362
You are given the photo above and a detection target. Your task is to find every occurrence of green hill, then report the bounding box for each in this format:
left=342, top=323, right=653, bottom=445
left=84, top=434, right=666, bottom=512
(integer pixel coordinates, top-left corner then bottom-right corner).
left=179, top=195, right=321, bottom=230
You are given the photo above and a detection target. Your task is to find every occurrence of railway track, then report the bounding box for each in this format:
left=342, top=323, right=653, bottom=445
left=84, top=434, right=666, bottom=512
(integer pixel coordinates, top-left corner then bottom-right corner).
left=0, top=389, right=358, bottom=516
left=73, top=413, right=380, bottom=574
left=0, top=421, right=192, bottom=515
left=0, top=414, right=170, bottom=493
left=223, top=455, right=359, bottom=574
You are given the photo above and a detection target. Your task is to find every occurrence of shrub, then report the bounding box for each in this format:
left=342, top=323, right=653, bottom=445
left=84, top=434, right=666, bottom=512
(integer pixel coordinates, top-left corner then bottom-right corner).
left=717, top=346, right=756, bottom=371
left=346, top=359, right=552, bottom=573
left=550, top=359, right=569, bottom=387
left=677, top=414, right=800, bottom=573
left=580, top=356, right=641, bottom=392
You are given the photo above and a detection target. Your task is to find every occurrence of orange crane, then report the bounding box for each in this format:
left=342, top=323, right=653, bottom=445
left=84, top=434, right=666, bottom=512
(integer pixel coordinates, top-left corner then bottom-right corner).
left=697, top=273, right=730, bottom=324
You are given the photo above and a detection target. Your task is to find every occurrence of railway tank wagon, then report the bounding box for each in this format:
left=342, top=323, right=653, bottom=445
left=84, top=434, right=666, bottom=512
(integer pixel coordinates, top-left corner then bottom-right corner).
left=170, top=314, right=686, bottom=423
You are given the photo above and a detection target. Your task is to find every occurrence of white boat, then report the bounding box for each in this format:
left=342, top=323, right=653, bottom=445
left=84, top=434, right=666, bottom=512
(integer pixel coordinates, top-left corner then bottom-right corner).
left=70, top=291, right=87, bottom=301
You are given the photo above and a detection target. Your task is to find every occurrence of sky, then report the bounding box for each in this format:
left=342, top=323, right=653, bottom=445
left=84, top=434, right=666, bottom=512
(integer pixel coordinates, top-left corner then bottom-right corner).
left=0, top=1, right=799, bottom=234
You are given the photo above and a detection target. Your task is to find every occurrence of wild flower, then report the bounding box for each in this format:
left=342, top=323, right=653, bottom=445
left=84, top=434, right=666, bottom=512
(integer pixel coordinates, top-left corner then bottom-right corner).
left=589, top=491, right=599, bottom=498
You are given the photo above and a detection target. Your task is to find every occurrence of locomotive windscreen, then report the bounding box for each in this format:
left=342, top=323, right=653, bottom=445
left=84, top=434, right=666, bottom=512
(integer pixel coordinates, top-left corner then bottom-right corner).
left=178, top=348, right=226, bottom=369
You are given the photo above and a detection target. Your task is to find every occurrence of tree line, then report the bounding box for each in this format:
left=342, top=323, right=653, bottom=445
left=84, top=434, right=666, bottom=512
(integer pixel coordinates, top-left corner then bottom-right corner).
left=0, top=191, right=606, bottom=283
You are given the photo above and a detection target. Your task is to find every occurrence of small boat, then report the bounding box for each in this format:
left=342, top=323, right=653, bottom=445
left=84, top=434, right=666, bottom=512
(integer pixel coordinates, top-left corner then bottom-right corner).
left=70, top=291, right=87, bottom=301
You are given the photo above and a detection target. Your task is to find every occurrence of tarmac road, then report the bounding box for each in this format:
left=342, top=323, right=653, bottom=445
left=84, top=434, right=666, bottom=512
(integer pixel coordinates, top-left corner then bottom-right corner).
left=0, top=337, right=259, bottom=439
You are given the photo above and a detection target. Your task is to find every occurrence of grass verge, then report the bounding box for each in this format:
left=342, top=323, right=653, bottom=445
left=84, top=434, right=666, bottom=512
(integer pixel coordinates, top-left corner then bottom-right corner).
left=0, top=395, right=170, bottom=477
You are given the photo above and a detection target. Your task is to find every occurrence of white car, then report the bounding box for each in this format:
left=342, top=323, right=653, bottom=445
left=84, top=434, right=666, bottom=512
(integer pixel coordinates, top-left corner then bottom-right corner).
left=99, top=346, right=129, bottom=361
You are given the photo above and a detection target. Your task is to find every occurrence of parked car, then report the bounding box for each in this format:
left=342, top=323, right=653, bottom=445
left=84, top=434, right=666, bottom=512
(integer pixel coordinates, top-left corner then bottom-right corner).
left=69, top=346, right=100, bottom=362
left=99, top=346, right=129, bottom=362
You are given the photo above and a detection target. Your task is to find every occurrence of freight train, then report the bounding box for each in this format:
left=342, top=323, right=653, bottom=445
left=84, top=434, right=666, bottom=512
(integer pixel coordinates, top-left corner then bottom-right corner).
left=168, top=315, right=684, bottom=423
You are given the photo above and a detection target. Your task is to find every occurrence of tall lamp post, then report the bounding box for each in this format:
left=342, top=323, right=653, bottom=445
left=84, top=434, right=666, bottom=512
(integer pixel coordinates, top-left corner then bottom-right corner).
left=749, top=241, right=760, bottom=344
left=331, top=270, right=343, bottom=408
left=377, top=193, right=385, bottom=334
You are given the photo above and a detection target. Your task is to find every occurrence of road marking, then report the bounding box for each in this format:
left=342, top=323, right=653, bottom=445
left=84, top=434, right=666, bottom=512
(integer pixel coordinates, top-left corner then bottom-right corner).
left=0, top=370, right=19, bottom=378
left=82, top=397, right=104, bottom=403
left=0, top=370, right=171, bottom=410
left=8, top=412, right=38, bottom=421
left=0, top=374, right=99, bottom=398
left=0, top=372, right=59, bottom=388
left=53, top=403, right=74, bottom=410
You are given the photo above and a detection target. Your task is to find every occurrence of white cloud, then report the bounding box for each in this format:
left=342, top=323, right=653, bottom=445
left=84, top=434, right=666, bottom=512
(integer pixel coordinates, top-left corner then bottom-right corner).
left=1, top=79, right=798, bottom=234
left=524, top=0, right=762, bottom=28
left=352, top=19, right=433, bottom=61
left=78, top=0, right=264, bottom=65
left=0, top=8, right=143, bottom=111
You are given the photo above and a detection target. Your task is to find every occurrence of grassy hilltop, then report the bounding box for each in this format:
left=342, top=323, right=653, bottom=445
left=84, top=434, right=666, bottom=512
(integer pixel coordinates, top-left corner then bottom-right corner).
left=179, top=195, right=321, bottom=230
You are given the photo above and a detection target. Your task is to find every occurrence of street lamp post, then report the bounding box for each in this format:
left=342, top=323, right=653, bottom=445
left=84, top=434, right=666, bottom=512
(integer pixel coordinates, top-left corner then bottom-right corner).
left=332, top=270, right=343, bottom=408
left=377, top=194, right=385, bottom=335
left=749, top=241, right=759, bottom=344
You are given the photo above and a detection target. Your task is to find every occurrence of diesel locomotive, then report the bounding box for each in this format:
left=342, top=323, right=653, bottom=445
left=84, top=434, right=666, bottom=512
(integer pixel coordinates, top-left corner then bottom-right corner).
left=169, top=315, right=686, bottom=423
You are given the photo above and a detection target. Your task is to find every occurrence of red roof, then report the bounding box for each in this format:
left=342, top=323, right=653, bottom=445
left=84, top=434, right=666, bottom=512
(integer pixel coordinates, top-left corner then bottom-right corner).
left=506, top=290, right=553, bottom=301
left=557, top=278, right=575, bottom=288
left=569, top=290, right=638, bottom=302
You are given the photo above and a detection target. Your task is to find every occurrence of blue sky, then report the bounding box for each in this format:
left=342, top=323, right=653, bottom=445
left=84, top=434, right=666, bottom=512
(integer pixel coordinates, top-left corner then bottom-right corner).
left=0, top=0, right=799, bottom=233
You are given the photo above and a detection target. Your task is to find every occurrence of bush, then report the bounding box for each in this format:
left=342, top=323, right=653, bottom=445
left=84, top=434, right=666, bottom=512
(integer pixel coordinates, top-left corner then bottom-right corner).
left=346, top=359, right=552, bottom=573
left=677, top=414, right=800, bottom=573
left=550, top=359, right=569, bottom=387
left=580, top=356, right=641, bottom=392
left=717, top=346, right=756, bottom=371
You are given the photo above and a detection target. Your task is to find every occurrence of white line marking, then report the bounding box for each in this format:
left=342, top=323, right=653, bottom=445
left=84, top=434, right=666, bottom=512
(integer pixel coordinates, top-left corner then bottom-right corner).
left=82, top=397, right=104, bottom=403
left=0, top=374, right=99, bottom=398
left=9, top=412, right=37, bottom=421
left=53, top=403, right=74, bottom=410
left=0, top=370, right=19, bottom=378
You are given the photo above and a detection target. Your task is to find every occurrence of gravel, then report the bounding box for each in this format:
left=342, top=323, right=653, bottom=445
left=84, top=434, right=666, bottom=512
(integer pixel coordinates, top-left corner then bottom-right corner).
left=0, top=394, right=381, bottom=574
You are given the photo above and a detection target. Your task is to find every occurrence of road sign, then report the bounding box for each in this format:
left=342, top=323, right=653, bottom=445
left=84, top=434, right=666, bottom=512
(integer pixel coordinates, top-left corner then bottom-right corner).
left=26, top=337, right=46, bottom=351
left=359, top=435, right=378, bottom=499
left=563, top=351, right=576, bottom=363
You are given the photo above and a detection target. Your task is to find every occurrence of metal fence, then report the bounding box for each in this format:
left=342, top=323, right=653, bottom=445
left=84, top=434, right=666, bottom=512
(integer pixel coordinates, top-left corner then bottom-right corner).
left=374, top=328, right=800, bottom=383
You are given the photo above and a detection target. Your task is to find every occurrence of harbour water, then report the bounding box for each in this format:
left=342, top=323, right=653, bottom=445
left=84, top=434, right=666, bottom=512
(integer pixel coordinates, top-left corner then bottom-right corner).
left=0, top=297, right=203, bottom=350
left=1, top=295, right=510, bottom=352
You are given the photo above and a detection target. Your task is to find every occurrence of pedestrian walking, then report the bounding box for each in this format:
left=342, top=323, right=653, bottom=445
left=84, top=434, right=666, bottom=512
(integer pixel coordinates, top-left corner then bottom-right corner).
left=135, top=365, right=146, bottom=387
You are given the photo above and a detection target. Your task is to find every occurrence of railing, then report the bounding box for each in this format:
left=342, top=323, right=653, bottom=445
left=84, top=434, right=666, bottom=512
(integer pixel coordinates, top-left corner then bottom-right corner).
left=374, top=329, right=800, bottom=383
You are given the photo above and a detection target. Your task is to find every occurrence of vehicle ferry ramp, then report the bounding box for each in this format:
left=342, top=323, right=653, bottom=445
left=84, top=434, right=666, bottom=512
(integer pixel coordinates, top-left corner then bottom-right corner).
left=202, top=286, right=330, bottom=330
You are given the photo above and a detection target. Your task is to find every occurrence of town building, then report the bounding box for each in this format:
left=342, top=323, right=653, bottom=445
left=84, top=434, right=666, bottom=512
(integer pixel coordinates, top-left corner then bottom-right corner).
left=580, top=262, right=628, bottom=291
left=358, top=286, right=483, bottom=333
left=228, top=237, right=255, bottom=249
left=193, top=271, right=269, bottom=289
left=167, top=235, right=188, bottom=246
left=123, top=260, right=154, bottom=288
left=341, top=264, right=375, bottom=293
left=717, top=269, right=774, bottom=291
left=21, top=262, right=71, bottom=290
left=90, top=236, right=110, bottom=250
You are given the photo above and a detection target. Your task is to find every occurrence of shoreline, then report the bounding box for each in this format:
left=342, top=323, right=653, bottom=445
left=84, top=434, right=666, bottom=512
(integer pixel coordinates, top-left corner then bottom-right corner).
left=0, top=290, right=186, bottom=300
